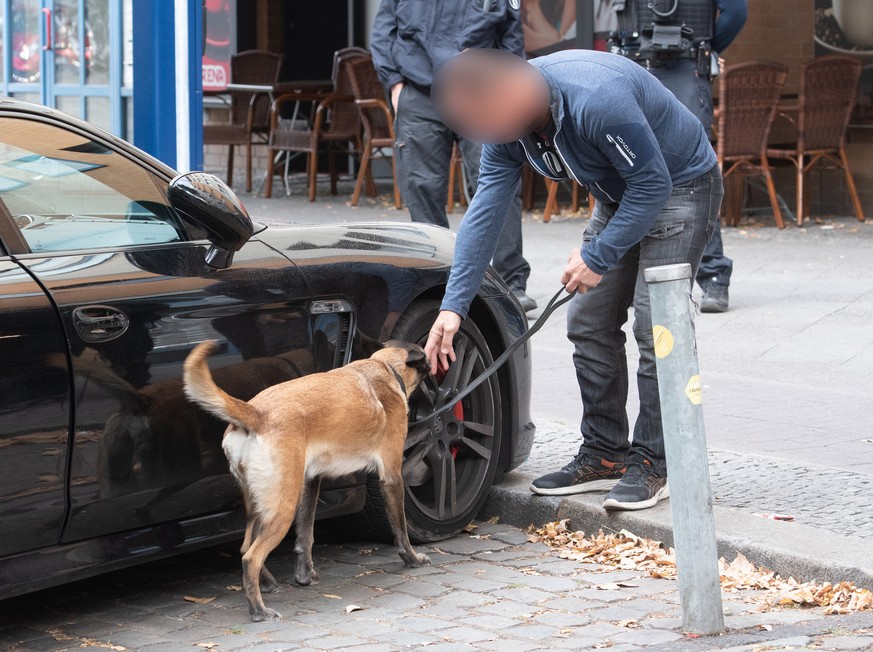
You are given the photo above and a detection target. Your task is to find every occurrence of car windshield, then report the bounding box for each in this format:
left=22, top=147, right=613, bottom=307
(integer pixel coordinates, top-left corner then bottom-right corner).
left=0, top=118, right=186, bottom=253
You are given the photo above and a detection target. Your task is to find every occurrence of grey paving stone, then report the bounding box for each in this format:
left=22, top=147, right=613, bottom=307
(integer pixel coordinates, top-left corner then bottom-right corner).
left=438, top=577, right=507, bottom=593
left=439, top=626, right=499, bottom=643
left=390, top=578, right=451, bottom=599
left=822, top=635, right=873, bottom=650
left=503, top=622, right=564, bottom=641
left=459, top=613, right=522, bottom=631
left=489, top=530, right=535, bottom=546
left=491, top=586, right=556, bottom=603
left=532, top=610, right=592, bottom=628
left=567, top=622, right=629, bottom=640
left=610, top=627, right=684, bottom=646
left=414, top=643, right=478, bottom=652
left=475, top=638, right=548, bottom=651
left=331, top=645, right=396, bottom=652
left=476, top=600, right=544, bottom=620
left=748, top=635, right=813, bottom=648
left=574, top=588, right=633, bottom=603
left=586, top=605, right=650, bottom=622
left=373, top=630, right=441, bottom=647
left=300, top=634, right=370, bottom=649
left=388, top=615, right=456, bottom=632
left=353, top=571, right=409, bottom=589
left=505, top=574, right=581, bottom=593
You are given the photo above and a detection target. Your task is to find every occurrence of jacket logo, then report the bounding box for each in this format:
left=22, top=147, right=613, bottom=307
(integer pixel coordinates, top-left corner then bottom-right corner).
left=606, top=133, right=636, bottom=167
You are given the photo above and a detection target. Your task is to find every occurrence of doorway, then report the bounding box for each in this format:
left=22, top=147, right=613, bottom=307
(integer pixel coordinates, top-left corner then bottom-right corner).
left=1, top=0, right=131, bottom=137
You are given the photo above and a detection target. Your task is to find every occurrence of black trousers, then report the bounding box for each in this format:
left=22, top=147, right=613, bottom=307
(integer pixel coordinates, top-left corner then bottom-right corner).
left=649, top=60, right=733, bottom=288
left=394, top=84, right=531, bottom=293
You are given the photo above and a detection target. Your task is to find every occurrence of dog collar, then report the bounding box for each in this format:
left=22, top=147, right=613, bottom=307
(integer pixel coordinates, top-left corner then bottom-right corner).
left=391, top=368, right=407, bottom=397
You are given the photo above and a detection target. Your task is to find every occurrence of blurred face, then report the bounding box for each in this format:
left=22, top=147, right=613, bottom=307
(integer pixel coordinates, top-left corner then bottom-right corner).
left=433, top=50, right=550, bottom=144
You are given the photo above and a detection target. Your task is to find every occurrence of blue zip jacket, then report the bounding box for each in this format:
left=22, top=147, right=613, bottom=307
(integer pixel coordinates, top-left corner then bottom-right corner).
left=371, top=0, right=525, bottom=92
left=441, top=49, right=717, bottom=318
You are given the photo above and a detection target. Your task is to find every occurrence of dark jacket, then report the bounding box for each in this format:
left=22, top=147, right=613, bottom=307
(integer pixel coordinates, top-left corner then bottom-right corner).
left=370, top=0, right=525, bottom=92
left=441, top=50, right=717, bottom=317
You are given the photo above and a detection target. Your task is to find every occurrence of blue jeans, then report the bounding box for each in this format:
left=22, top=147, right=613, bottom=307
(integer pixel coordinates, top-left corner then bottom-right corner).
left=567, top=165, right=724, bottom=474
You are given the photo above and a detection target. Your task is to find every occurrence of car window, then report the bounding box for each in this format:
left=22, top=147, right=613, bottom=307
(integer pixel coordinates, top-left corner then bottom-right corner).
left=0, top=118, right=187, bottom=253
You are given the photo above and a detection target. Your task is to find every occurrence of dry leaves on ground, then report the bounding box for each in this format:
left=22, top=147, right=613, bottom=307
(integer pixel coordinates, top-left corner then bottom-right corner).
left=527, top=520, right=873, bottom=614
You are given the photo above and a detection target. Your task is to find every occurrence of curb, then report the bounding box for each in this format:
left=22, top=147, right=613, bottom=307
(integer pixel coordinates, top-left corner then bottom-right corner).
left=481, top=470, right=873, bottom=590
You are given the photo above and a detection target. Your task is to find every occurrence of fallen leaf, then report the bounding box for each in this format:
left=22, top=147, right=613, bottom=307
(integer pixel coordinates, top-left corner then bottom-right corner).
left=617, top=619, right=640, bottom=628
left=194, top=644, right=219, bottom=649
left=462, top=523, right=479, bottom=533
left=183, top=596, right=215, bottom=604
left=757, top=624, right=773, bottom=631
left=225, top=585, right=241, bottom=591
left=323, top=594, right=342, bottom=600
left=596, top=583, right=622, bottom=591
left=486, top=515, right=500, bottom=524
left=345, top=604, right=363, bottom=613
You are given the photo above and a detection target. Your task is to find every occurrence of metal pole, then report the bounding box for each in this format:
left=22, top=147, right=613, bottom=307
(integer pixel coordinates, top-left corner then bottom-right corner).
left=645, top=263, right=725, bottom=636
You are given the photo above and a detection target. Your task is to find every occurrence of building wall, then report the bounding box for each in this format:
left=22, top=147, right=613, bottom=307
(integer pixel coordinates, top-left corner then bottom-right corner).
left=719, top=0, right=871, bottom=221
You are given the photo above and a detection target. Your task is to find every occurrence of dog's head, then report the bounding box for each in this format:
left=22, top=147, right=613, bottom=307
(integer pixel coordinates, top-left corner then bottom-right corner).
left=372, top=340, right=431, bottom=397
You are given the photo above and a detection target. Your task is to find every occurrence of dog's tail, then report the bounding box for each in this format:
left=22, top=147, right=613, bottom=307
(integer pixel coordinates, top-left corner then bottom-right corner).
left=183, top=341, right=264, bottom=433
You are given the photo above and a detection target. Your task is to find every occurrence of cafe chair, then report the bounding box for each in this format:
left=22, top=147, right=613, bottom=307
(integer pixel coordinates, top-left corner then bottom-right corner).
left=716, top=61, right=789, bottom=228
left=264, top=48, right=368, bottom=200
left=345, top=55, right=402, bottom=209
left=446, top=143, right=469, bottom=214
left=767, top=55, right=864, bottom=226
left=203, top=50, right=283, bottom=192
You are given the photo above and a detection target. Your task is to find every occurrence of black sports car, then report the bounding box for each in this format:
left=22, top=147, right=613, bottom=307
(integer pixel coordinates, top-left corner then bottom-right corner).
left=0, top=99, right=534, bottom=600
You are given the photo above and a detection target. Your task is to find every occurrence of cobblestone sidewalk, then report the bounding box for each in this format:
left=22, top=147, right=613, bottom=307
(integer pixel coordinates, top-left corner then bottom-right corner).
left=3, top=522, right=872, bottom=652
left=523, top=419, right=873, bottom=541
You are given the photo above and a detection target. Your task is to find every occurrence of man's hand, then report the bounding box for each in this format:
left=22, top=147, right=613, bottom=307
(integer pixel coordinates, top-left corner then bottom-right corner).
left=424, top=310, right=462, bottom=375
left=390, top=82, right=405, bottom=114
left=562, top=248, right=603, bottom=294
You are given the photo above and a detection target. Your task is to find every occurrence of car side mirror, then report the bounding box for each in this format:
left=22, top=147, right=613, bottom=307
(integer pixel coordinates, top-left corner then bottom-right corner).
left=168, top=172, right=254, bottom=268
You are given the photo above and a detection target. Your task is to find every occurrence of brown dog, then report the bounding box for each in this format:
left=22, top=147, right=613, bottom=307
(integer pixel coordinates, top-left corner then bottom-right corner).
left=183, top=340, right=432, bottom=621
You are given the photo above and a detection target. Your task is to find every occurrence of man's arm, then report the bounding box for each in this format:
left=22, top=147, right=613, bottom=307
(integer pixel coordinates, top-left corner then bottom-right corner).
left=497, top=0, right=526, bottom=57
left=370, top=0, right=405, bottom=92
left=440, top=144, right=524, bottom=317
left=711, top=0, right=748, bottom=53
left=426, top=144, right=523, bottom=373
left=578, top=101, right=674, bottom=275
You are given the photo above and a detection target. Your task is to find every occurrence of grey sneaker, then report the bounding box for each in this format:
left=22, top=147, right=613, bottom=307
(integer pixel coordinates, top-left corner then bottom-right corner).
left=530, top=453, right=625, bottom=496
left=512, top=289, right=538, bottom=312
left=700, top=283, right=729, bottom=313
left=602, top=460, right=669, bottom=511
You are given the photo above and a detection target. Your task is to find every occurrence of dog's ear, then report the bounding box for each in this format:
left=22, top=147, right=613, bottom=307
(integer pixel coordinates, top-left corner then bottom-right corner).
left=354, top=331, right=385, bottom=359
left=406, top=346, right=431, bottom=373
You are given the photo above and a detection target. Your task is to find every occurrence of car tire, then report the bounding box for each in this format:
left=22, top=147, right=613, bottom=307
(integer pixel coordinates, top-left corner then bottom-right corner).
left=340, top=300, right=503, bottom=544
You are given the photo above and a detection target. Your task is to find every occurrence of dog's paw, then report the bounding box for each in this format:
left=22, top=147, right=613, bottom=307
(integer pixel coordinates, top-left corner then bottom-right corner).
left=404, top=552, right=431, bottom=568
left=294, top=569, right=319, bottom=586
left=250, top=607, right=282, bottom=622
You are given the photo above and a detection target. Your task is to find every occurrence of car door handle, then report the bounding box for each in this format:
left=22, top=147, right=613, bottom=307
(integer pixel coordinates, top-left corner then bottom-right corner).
left=72, top=305, right=130, bottom=343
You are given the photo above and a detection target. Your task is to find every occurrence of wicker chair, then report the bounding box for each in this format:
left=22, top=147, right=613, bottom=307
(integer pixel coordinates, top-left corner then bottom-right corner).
left=203, top=50, right=283, bottom=192
left=264, top=48, right=368, bottom=200
left=345, top=55, right=402, bottom=209
left=767, top=55, right=864, bottom=226
left=716, top=61, right=788, bottom=228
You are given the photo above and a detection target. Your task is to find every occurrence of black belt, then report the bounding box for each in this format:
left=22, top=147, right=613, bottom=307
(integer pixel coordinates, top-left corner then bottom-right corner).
left=625, top=48, right=698, bottom=65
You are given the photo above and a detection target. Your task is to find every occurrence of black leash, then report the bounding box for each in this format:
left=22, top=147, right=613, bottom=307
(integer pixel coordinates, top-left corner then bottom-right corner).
left=412, top=286, right=577, bottom=426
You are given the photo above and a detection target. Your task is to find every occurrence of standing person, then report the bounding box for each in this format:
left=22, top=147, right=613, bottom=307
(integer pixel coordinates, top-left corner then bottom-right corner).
left=370, top=0, right=537, bottom=312
left=608, top=0, right=747, bottom=313
left=425, top=48, right=723, bottom=510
